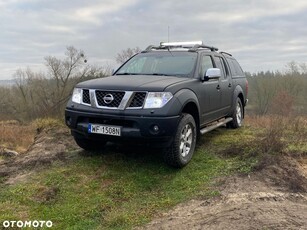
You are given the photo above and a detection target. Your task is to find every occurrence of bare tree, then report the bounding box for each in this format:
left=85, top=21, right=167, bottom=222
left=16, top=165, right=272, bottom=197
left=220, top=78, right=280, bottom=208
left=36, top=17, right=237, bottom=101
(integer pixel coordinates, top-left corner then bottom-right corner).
left=0, top=87, right=16, bottom=120
left=252, top=76, right=277, bottom=115
left=44, top=46, right=90, bottom=115
left=299, top=62, right=307, bottom=74
left=285, top=61, right=300, bottom=75
left=7, top=46, right=110, bottom=121
left=116, top=47, right=142, bottom=64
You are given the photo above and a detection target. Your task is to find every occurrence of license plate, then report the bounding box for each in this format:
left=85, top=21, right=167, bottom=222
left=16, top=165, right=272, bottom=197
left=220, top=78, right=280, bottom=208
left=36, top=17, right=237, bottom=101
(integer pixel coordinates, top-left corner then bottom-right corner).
left=88, top=124, right=121, bottom=136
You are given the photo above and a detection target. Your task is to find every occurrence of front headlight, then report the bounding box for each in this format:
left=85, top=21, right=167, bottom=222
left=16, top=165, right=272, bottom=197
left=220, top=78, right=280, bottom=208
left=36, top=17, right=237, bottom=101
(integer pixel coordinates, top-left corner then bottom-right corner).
left=144, top=92, right=173, bottom=109
left=72, top=88, right=82, bottom=104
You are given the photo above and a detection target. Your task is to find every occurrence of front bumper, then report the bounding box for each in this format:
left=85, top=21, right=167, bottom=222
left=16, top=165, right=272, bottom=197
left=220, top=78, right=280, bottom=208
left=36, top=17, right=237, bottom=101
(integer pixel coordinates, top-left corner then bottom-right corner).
left=65, top=108, right=180, bottom=147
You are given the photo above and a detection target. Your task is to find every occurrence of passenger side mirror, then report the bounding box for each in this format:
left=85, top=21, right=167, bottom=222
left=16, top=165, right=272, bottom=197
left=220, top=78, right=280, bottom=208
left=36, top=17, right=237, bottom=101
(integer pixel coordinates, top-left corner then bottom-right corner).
left=201, top=68, right=221, bottom=81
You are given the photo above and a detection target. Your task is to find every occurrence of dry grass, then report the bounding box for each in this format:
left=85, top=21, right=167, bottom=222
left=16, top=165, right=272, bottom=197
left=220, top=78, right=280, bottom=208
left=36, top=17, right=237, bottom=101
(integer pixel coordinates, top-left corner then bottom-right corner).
left=245, top=115, right=307, bottom=156
left=0, top=118, right=65, bottom=153
left=0, top=120, right=35, bottom=153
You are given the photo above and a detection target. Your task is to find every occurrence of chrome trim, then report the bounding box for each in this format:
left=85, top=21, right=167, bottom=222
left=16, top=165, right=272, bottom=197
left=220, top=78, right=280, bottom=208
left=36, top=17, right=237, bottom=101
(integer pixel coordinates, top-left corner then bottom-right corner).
left=103, top=94, right=114, bottom=104
left=126, top=106, right=144, bottom=110
left=89, top=89, right=97, bottom=108
left=118, top=91, right=134, bottom=110
left=80, top=89, right=147, bottom=110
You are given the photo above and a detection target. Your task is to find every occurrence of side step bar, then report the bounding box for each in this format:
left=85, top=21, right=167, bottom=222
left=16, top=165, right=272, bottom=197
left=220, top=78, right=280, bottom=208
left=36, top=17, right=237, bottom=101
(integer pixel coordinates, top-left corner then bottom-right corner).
left=200, top=117, right=233, bottom=135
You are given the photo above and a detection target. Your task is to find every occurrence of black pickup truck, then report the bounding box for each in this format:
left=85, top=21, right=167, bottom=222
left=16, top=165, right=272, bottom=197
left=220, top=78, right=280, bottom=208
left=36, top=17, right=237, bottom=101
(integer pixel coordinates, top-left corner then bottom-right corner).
left=65, top=41, right=248, bottom=168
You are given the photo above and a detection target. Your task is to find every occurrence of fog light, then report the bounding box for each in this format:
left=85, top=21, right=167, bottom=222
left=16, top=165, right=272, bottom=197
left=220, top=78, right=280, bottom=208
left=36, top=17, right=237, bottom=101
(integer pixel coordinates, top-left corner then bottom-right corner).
left=153, top=125, right=159, bottom=132
left=150, top=124, right=160, bottom=135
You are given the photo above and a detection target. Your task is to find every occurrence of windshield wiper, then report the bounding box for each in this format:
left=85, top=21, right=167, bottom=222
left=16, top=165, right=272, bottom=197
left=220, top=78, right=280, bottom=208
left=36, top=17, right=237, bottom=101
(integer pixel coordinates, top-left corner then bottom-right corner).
left=151, top=73, right=172, bottom=76
left=117, top=72, right=183, bottom=77
left=151, top=73, right=185, bottom=77
left=116, top=73, right=141, bottom=75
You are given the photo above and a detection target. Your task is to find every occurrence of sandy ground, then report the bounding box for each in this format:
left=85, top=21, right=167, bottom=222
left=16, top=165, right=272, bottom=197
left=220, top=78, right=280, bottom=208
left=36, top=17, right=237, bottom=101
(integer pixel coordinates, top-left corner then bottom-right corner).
left=141, top=157, right=307, bottom=230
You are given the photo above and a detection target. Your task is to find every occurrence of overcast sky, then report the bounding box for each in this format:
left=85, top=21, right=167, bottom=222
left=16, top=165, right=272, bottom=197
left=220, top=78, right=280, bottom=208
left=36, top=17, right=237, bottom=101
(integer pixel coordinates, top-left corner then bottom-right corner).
left=1, top=0, right=307, bottom=79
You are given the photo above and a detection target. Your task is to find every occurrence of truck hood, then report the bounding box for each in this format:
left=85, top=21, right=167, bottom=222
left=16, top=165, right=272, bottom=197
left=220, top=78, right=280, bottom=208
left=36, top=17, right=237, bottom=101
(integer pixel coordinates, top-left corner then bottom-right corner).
left=77, top=75, right=191, bottom=91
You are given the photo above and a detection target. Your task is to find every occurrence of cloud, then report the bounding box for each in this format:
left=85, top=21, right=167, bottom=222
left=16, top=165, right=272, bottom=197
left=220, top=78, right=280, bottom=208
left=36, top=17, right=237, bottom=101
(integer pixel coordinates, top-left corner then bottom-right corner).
left=1, top=0, right=307, bottom=79
left=73, top=0, right=139, bottom=25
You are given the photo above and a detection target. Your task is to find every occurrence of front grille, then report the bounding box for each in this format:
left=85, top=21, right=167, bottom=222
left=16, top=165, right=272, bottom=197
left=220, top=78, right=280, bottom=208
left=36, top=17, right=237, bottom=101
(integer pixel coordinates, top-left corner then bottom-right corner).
left=129, top=92, right=147, bottom=108
left=95, top=91, right=125, bottom=107
left=82, top=89, right=90, bottom=104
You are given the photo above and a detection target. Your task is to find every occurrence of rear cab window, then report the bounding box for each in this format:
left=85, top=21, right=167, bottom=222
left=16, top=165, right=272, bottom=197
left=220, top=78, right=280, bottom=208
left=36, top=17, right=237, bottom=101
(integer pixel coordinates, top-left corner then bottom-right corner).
left=226, top=57, right=244, bottom=77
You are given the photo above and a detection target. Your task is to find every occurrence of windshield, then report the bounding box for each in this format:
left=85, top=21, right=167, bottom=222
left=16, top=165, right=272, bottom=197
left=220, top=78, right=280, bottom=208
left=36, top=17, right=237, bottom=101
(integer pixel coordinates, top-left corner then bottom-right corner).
left=115, top=51, right=197, bottom=77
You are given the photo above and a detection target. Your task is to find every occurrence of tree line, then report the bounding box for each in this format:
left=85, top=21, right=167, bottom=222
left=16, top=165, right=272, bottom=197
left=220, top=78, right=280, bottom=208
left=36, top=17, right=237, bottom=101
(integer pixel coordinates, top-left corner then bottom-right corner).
left=247, top=63, right=307, bottom=116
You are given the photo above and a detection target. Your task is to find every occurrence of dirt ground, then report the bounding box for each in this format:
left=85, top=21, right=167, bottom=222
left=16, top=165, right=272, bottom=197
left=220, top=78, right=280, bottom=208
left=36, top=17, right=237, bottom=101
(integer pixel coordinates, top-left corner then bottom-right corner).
left=1, top=128, right=307, bottom=229
left=141, top=156, right=307, bottom=230
left=0, top=128, right=78, bottom=185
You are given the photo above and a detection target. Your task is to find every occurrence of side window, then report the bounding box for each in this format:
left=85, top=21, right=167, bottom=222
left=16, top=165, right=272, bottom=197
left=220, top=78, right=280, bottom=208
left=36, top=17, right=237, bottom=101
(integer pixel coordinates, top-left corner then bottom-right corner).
left=221, top=57, right=230, bottom=77
left=199, top=55, right=213, bottom=78
left=227, top=58, right=237, bottom=76
left=214, top=56, right=226, bottom=79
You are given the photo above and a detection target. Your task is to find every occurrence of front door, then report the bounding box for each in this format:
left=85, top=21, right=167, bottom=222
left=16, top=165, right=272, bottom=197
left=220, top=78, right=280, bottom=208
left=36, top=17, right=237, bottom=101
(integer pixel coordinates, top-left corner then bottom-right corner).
left=213, top=56, right=233, bottom=116
left=199, top=54, right=222, bottom=124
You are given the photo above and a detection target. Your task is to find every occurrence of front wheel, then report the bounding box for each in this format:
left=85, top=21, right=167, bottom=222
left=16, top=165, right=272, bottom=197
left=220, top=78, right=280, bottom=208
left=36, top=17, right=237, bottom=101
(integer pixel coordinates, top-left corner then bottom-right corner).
left=164, top=113, right=197, bottom=168
left=74, top=137, right=106, bottom=151
left=227, top=98, right=244, bottom=129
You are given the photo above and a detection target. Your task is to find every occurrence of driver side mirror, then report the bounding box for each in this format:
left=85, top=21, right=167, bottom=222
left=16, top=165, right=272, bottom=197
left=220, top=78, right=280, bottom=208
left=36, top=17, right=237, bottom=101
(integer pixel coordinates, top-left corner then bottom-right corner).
left=201, top=68, right=221, bottom=81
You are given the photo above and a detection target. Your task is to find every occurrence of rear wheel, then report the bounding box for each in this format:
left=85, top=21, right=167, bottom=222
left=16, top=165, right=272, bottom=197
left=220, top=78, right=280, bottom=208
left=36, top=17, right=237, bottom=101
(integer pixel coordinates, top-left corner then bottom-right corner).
left=74, top=137, right=106, bottom=151
left=227, top=98, right=244, bottom=129
left=164, top=113, right=197, bottom=168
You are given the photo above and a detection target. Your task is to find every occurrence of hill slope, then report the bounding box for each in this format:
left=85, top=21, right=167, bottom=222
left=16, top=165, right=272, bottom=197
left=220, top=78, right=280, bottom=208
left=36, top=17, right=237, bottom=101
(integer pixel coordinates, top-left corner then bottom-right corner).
left=0, top=117, right=306, bottom=229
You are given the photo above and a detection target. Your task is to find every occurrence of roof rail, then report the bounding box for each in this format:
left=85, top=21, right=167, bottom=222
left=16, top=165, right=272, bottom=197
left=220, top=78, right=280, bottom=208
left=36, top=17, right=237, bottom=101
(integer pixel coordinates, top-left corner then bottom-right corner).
left=189, top=44, right=218, bottom=52
left=145, top=45, right=154, bottom=51
left=220, top=51, right=232, bottom=56
left=142, top=45, right=160, bottom=53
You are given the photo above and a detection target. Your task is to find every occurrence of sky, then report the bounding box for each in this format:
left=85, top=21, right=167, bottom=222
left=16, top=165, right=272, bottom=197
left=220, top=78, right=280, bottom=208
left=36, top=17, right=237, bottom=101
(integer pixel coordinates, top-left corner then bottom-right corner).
left=1, top=0, right=307, bottom=80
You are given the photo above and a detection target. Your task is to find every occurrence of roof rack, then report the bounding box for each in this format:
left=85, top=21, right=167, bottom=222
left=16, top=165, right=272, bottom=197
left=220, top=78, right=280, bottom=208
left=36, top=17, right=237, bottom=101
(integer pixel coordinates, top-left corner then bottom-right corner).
left=160, top=41, right=203, bottom=46
left=220, top=51, right=232, bottom=56
left=142, top=41, right=219, bottom=53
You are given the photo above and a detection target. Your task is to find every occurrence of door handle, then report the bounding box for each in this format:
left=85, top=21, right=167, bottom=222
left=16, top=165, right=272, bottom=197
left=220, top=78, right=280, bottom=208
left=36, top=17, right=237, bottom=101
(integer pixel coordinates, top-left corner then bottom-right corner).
left=216, top=85, right=221, bottom=90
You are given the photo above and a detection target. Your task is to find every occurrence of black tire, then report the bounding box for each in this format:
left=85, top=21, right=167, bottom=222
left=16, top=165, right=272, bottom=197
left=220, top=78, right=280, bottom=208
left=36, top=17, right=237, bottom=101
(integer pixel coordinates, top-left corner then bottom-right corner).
left=227, top=98, right=244, bottom=129
left=74, top=137, right=106, bottom=151
left=164, top=113, right=197, bottom=168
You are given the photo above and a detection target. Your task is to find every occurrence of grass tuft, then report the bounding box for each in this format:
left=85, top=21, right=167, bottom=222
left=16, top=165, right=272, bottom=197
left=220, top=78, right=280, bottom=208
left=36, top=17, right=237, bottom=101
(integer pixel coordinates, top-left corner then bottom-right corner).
left=32, top=118, right=64, bottom=132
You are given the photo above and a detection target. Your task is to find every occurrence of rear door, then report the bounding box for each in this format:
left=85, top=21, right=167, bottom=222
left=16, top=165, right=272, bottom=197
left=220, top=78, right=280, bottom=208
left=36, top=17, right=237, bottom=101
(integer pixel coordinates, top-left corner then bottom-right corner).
left=213, top=55, right=233, bottom=115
